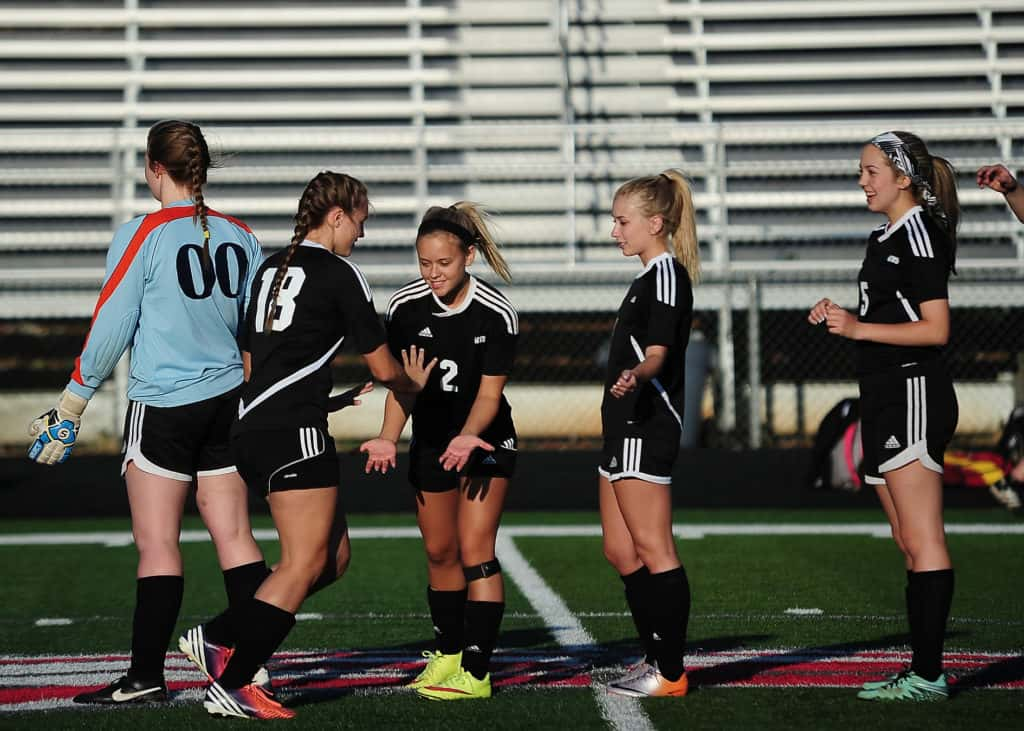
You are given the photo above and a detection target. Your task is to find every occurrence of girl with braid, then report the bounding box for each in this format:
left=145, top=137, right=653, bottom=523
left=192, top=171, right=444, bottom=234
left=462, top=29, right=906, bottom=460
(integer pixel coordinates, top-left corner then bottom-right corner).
left=809, top=131, right=959, bottom=701
left=29, top=120, right=270, bottom=705
left=186, top=171, right=420, bottom=720
left=361, top=202, right=518, bottom=701
left=598, top=171, right=697, bottom=698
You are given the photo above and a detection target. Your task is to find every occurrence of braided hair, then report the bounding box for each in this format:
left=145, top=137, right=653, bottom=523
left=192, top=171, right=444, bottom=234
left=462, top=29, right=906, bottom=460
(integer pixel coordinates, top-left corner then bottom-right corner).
left=263, top=171, right=368, bottom=331
left=147, top=120, right=213, bottom=262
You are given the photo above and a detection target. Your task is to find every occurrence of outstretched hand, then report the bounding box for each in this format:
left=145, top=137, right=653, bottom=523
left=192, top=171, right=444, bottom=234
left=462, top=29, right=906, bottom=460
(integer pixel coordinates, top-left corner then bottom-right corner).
left=439, top=434, right=494, bottom=472
left=359, top=438, right=397, bottom=474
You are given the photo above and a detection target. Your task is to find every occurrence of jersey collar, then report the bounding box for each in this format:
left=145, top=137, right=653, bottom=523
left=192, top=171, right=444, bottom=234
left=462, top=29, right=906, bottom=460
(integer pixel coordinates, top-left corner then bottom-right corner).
left=878, top=205, right=923, bottom=242
left=432, top=274, right=477, bottom=317
left=299, top=239, right=330, bottom=252
left=165, top=199, right=194, bottom=209
left=636, top=251, right=672, bottom=278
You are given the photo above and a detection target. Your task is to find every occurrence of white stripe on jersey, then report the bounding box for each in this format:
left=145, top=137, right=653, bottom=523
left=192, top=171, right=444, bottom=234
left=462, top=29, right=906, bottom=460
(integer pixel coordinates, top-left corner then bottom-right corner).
left=895, top=289, right=920, bottom=322
left=336, top=256, right=373, bottom=302
left=386, top=280, right=431, bottom=321
left=655, top=257, right=677, bottom=306
left=475, top=281, right=519, bottom=335
left=238, top=335, right=345, bottom=419
left=906, top=213, right=934, bottom=258
left=629, top=336, right=684, bottom=429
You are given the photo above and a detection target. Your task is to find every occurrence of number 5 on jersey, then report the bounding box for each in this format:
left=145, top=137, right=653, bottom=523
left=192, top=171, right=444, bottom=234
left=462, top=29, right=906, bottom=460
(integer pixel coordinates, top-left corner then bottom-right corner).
left=254, top=268, right=307, bottom=332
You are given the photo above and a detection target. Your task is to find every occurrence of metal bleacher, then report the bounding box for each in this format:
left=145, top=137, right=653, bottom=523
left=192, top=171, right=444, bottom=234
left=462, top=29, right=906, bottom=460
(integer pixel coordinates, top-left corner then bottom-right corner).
left=2, top=0, right=1024, bottom=319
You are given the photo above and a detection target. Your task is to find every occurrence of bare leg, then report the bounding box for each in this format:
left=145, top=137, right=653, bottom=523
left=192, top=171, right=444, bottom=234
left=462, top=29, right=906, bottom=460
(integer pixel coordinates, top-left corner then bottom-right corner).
left=457, top=476, right=509, bottom=603
left=256, top=487, right=337, bottom=613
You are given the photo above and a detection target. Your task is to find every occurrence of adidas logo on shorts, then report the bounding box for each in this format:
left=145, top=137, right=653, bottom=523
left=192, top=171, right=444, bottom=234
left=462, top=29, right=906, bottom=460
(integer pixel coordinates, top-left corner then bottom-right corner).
left=418, top=327, right=433, bottom=338
left=885, top=435, right=901, bottom=449
left=608, top=457, right=618, bottom=469
left=481, top=455, right=497, bottom=465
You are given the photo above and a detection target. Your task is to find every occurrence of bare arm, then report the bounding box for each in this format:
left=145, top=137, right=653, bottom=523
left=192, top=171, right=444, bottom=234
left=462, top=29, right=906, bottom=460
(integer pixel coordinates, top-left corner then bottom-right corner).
left=242, top=350, right=251, bottom=381
left=824, top=299, right=949, bottom=346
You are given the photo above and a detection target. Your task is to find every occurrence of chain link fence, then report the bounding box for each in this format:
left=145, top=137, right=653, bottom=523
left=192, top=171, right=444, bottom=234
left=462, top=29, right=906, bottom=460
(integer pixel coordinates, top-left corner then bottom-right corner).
left=3, top=266, right=1022, bottom=453
left=2, top=120, right=1023, bottom=452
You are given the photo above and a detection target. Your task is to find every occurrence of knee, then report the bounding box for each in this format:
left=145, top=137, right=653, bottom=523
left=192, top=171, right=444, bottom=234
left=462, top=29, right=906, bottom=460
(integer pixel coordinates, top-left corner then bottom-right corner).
left=630, top=534, right=677, bottom=569
left=132, top=529, right=179, bottom=562
left=424, top=539, right=459, bottom=570
left=278, top=546, right=329, bottom=585
left=602, top=536, right=641, bottom=575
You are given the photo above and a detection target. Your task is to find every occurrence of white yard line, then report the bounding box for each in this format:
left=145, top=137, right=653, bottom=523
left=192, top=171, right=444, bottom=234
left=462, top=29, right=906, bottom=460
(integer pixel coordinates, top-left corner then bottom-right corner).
left=497, top=533, right=654, bottom=731
left=1, top=522, right=1022, bottom=547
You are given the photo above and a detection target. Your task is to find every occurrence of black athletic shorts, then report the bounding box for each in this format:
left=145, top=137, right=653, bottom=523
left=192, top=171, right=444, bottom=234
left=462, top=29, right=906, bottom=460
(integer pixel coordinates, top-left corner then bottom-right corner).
left=409, top=432, right=518, bottom=493
left=859, top=359, right=958, bottom=486
left=598, top=425, right=679, bottom=485
left=121, top=385, right=242, bottom=482
left=232, top=426, right=339, bottom=496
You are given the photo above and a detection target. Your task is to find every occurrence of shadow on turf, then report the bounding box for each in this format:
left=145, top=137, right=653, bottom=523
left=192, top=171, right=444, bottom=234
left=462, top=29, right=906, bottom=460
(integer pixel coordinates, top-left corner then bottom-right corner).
left=951, top=653, right=1024, bottom=696
left=686, top=632, right=920, bottom=688
left=276, top=632, right=777, bottom=708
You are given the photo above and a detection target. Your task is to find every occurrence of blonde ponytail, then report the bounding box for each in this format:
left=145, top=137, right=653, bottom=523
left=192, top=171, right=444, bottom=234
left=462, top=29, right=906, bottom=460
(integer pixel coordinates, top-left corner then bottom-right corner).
left=418, top=201, right=512, bottom=283
left=615, top=169, right=701, bottom=283
left=452, top=201, right=511, bottom=283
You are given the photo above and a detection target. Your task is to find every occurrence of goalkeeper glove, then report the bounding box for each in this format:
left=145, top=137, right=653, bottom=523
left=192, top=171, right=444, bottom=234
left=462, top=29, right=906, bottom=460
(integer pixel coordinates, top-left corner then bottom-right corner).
left=28, top=389, right=88, bottom=465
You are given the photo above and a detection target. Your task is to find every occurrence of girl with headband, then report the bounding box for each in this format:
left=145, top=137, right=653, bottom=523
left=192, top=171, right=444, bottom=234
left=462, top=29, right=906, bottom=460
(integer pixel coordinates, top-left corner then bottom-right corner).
left=361, top=202, right=518, bottom=701
left=808, top=131, right=960, bottom=702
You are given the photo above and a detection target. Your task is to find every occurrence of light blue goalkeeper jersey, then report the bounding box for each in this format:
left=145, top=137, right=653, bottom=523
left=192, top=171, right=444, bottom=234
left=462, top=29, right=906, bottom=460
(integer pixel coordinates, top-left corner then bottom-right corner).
left=66, top=200, right=263, bottom=407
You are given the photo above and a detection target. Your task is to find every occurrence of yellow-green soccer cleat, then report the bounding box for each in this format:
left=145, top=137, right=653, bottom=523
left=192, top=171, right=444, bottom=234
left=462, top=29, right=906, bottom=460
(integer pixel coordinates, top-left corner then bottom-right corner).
left=857, top=671, right=949, bottom=701
left=417, top=668, right=492, bottom=701
left=407, top=650, right=462, bottom=690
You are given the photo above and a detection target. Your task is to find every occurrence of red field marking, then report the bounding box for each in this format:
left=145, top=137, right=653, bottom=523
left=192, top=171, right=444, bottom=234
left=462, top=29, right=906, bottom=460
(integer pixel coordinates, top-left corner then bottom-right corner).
left=1, top=648, right=1020, bottom=713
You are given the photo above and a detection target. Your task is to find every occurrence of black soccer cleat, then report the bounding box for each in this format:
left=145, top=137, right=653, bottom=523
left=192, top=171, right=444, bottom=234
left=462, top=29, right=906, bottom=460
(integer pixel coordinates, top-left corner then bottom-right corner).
left=72, top=674, right=168, bottom=704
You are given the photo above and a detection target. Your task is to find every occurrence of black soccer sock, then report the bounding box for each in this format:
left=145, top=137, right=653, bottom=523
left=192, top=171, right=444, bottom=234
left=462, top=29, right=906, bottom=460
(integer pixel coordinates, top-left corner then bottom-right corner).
left=621, top=566, right=656, bottom=662
left=128, top=575, right=184, bottom=683
left=648, top=566, right=691, bottom=682
left=427, top=586, right=467, bottom=655
left=909, top=569, right=955, bottom=682
left=461, top=600, right=505, bottom=680
left=217, top=599, right=295, bottom=690
left=203, top=561, right=272, bottom=647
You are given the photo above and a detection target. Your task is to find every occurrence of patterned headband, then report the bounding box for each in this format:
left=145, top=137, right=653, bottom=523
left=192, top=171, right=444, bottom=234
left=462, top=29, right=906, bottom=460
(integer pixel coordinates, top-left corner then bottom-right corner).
left=869, top=132, right=948, bottom=226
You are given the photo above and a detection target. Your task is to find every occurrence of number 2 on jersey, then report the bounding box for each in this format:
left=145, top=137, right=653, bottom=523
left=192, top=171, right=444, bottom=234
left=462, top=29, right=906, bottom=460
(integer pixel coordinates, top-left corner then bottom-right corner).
left=254, top=268, right=307, bottom=332
left=439, top=359, right=458, bottom=392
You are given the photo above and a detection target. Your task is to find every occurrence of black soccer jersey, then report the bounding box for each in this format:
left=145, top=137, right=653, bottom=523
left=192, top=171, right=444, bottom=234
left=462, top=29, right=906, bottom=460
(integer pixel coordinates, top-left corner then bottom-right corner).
left=235, top=241, right=386, bottom=432
left=601, top=252, right=694, bottom=438
left=856, top=206, right=952, bottom=375
left=386, top=275, right=517, bottom=448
